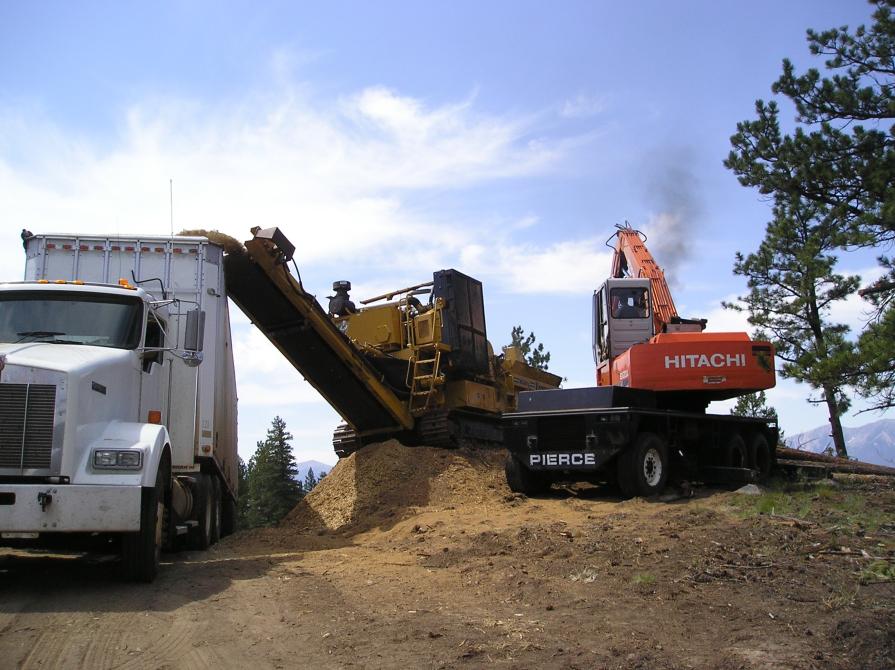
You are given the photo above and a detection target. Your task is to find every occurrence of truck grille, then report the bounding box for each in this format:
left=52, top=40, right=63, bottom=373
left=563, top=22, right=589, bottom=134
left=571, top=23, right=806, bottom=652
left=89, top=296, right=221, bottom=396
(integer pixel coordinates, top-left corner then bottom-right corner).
left=0, top=384, right=57, bottom=470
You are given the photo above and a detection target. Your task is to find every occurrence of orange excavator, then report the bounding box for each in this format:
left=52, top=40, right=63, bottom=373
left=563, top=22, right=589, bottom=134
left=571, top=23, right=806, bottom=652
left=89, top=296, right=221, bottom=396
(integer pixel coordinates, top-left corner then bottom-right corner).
left=504, top=223, right=778, bottom=498
left=593, top=223, right=775, bottom=409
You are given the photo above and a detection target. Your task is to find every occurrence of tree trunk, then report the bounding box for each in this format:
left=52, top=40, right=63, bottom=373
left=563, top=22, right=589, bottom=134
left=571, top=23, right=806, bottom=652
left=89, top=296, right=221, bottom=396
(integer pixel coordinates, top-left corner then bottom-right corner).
left=823, top=384, right=849, bottom=458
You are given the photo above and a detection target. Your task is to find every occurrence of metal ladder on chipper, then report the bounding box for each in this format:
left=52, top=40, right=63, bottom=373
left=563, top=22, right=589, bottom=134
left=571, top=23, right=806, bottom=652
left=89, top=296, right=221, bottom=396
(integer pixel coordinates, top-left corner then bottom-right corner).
left=408, top=348, right=444, bottom=413
left=401, top=302, right=444, bottom=414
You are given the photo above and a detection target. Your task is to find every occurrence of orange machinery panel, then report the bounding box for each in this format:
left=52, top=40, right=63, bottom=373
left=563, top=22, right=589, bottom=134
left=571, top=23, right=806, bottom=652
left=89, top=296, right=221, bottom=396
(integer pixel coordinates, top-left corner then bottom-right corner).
left=601, top=332, right=776, bottom=401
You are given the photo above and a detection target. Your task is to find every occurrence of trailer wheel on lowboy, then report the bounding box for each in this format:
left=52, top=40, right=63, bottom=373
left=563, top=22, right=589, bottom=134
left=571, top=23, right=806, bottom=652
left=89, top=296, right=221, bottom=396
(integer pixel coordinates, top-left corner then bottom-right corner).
left=504, top=453, right=551, bottom=496
left=616, top=432, right=669, bottom=498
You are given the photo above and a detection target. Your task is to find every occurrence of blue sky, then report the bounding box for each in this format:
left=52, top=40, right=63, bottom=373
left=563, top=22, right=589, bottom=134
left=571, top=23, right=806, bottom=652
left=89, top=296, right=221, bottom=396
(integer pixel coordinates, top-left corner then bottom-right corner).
left=1, top=1, right=887, bottom=464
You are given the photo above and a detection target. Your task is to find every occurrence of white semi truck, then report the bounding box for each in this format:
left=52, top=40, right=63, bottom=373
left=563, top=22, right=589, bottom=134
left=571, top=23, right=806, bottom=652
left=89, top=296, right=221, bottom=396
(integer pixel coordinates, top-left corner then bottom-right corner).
left=0, top=233, right=238, bottom=581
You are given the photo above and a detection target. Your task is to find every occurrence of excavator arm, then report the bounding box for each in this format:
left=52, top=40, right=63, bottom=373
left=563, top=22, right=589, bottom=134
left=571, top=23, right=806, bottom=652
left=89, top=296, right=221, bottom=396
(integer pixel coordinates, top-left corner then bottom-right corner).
left=609, top=223, right=679, bottom=336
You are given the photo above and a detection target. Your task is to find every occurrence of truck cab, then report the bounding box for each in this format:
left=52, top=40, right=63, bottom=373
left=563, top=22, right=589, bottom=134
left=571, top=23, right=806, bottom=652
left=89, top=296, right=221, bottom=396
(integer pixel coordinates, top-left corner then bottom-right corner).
left=0, top=234, right=238, bottom=581
left=0, top=282, right=168, bottom=481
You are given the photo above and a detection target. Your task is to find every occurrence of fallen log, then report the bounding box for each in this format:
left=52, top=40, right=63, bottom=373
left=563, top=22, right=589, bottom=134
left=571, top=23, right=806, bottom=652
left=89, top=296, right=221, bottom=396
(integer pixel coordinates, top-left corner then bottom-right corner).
left=776, top=446, right=895, bottom=477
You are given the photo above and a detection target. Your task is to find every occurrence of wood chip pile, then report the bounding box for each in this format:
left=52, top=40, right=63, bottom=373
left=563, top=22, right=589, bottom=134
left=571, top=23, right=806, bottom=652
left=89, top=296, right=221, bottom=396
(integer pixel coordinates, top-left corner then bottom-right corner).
left=283, top=440, right=508, bottom=532
left=177, top=229, right=245, bottom=255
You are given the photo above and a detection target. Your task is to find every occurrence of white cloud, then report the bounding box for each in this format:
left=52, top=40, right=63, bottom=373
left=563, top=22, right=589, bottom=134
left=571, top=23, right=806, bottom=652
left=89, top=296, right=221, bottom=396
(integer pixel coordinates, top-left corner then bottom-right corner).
left=699, top=296, right=751, bottom=333
left=0, top=85, right=569, bottom=277
left=464, top=238, right=613, bottom=295
left=0, top=83, right=605, bottom=463
left=560, top=93, right=606, bottom=119
left=512, top=214, right=539, bottom=230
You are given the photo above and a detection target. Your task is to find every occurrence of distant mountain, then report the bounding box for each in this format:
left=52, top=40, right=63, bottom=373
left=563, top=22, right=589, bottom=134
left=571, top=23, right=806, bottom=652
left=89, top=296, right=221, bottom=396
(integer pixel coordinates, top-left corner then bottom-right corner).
left=784, top=419, right=895, bottom=467
left=294, top=459, right=333, bottom=482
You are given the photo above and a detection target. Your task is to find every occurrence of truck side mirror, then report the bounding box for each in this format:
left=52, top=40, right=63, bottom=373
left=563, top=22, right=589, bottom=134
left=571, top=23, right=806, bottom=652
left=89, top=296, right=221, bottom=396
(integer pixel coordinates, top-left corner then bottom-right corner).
left=185, top=309, right=205, bottom=352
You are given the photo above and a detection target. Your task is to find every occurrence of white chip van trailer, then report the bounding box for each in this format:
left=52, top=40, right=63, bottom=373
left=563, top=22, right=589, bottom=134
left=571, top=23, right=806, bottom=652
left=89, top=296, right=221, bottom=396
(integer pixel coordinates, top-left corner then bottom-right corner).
left=0, top=233, right=238, bottom=581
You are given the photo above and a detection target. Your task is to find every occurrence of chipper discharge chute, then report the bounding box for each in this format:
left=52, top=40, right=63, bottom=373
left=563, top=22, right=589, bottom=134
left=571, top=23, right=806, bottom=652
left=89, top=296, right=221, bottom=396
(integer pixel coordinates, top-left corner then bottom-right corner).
left=224, top=227, right=561, bottom=457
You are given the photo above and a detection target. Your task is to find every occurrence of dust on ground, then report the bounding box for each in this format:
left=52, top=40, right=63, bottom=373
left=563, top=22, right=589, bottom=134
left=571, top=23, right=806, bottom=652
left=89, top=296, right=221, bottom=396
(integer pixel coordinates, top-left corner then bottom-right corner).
left=2, top=440, right=893, bottom=669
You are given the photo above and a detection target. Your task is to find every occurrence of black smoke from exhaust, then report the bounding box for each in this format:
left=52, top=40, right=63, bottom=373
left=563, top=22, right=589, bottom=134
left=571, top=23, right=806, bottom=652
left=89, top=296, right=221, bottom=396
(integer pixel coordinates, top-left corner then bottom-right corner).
left=640, top=146, right=704, bottom=288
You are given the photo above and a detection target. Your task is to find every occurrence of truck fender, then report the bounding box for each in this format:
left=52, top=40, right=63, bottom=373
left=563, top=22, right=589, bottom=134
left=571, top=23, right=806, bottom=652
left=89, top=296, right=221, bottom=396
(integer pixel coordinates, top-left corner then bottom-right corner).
left=137, top=425, right=172, bottom=487
left=83, top=422, right=172, bottom=487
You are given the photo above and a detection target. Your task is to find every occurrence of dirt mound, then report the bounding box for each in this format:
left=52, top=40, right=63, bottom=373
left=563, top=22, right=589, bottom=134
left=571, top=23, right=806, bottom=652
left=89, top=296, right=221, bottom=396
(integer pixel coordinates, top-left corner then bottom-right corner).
left=177, top=229, right=245, bottom=255
left=283, top=440, right=508, bottom=532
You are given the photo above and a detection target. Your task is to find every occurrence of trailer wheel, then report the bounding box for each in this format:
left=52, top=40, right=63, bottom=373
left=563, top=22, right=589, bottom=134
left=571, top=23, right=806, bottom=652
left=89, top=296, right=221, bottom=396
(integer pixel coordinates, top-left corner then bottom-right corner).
left=505, top=456, right=550, bottom=496
left=210, top=475, right=222, bottom=544
left=190, top=474, right=213, bottom=550
left=749, top=433, right=773, bottom=481
left=617, top=432, right=668, bottom=498
left=724, top=433, right=748, bottom=469
left=122, top=463, right=168, bottom=582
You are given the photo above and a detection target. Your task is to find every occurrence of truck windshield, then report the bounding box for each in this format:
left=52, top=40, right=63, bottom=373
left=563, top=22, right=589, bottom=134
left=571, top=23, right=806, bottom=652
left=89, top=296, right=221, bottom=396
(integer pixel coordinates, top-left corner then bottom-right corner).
left=0, top=291, right=143, bottom=349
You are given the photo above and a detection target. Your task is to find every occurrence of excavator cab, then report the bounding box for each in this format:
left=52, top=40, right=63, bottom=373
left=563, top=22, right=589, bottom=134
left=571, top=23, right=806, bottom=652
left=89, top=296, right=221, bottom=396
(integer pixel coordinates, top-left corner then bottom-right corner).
left=593, top=278, right=654, bottom=365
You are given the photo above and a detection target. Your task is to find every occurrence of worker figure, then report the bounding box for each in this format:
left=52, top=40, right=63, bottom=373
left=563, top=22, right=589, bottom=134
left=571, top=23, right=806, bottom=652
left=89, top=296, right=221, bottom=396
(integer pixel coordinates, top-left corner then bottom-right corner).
left=612, top=289, right=648, bottom=319
left=634, top=292, right=648, bottom=317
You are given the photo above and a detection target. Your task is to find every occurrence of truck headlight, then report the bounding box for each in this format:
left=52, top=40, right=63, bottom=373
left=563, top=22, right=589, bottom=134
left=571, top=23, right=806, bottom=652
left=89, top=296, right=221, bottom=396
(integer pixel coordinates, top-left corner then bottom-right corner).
left=93, top=449, right=143, bottom=470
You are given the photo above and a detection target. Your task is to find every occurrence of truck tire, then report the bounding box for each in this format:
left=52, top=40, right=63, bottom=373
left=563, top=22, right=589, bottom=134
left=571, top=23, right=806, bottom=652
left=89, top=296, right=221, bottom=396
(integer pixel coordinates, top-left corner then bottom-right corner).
left=211, top=475, right=222, bottom=544
left=617, top=432, right=668, bottom=498
left=504, top=455, right=550, bottom=496
left=749, top=433, right=773, bottom=481
left=189, top=474, right=214, bottom=550
left=221, top=494, right=237, bottom=536
left=723, top=433, right=748, bottom=469
left=122, top=464, right=168, bottom=582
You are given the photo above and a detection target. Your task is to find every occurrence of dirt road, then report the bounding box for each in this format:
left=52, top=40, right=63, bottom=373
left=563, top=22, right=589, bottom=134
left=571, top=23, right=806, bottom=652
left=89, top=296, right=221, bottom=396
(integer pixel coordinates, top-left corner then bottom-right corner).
left=1, top=443, right=892, bottom=669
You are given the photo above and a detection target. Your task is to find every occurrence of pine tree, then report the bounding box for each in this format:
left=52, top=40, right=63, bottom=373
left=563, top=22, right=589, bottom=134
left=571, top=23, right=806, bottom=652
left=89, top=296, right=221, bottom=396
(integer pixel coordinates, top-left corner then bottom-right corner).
left=726, top=1, right=894, bottom=246
left=725, top=1, right=895, bottom=421
left=730, top=391, right=778, bottom=421
left=730, top=391, right=784, bottom=442
left=303, top=467, right=318, bottom=492
left=724, top=202, right=858, bottom=458
left=509, top=325, right=551, bottom=370
left=854, top=265, right=895, bottom=410
left=236, top=456, right=250, bottom=528
left=244, top=416, right=303, bottom=527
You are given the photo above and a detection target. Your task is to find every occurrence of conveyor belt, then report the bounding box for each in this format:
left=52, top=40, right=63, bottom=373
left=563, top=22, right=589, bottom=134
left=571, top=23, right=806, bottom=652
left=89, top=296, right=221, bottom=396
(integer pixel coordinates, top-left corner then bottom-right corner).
left=224, top=237, right=413, bottom=438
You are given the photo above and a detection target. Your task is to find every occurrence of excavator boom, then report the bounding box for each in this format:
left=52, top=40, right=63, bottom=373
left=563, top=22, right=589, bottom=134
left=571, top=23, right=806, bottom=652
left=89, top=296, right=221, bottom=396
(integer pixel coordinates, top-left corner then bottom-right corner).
left=610, top=225, right=678, bottom=335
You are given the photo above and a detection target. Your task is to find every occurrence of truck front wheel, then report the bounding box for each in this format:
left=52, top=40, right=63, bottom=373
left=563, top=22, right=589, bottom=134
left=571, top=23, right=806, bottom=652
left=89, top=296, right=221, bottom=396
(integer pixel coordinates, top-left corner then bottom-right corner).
left=617, top=432, right=669, bottom=498
left=505, top=456, right=551, bottom=496
left=122, top=464, right=168, bottom=582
